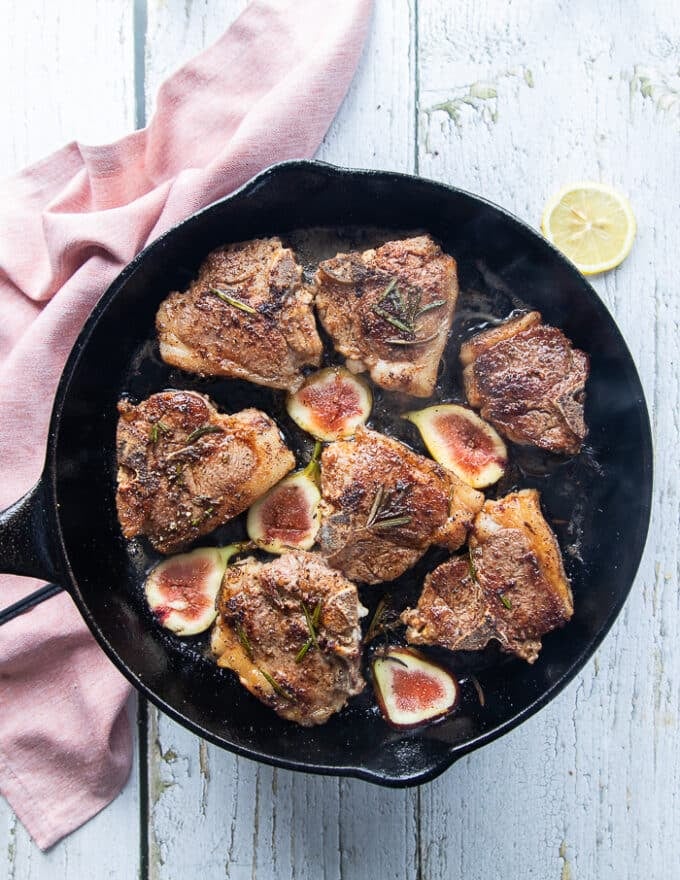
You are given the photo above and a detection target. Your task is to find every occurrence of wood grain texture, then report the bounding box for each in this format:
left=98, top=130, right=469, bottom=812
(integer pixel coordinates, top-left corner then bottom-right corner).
left=417, top=1, right=678, bottom=877
left=0, top=2, right=141, bottom=877
left=0, top=0, right=137, bottom=174
left=2, top=0, right=679, bottom=877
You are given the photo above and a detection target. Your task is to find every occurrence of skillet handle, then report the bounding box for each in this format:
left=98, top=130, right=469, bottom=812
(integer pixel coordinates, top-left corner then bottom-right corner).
left=0, top=479, right=67, bottom=626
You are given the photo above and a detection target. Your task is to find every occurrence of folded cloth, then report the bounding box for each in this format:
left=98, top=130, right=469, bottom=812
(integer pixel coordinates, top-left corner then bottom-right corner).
left=0, top=0, right=372, bottom=850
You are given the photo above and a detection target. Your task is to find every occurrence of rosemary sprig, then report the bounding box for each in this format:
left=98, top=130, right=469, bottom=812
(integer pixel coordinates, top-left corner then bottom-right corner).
left=416, top=299, right=447, bottom=316
left=376, top=278, right=398, bottom=303
left=186, top=424, right=224, bottom=444
left=302, top=601, right=320, bottom=649
left=363, top=594, right=400, bottom=645
left=384, top=331, right=440, bottom=346
left=260, top=668, right=296, bottom=701
left=296, top=600, right=323, bottom=663
left=468, top=545, right=478, bottom=582
left=499, top=593, right=513, bottom=610
left=210, top=287, right=257, bottom=314
left=373, top=305, right=414, bottom=335
left=371, top=515, right=412, bottom=529
left=235, top=623, right=253, bottom=660
left=371, top=277, right=446, bottom=345
left=295, top=641, right=313, bottom=663
left=149, top=421, right=170, bottom=444
left=364, top=483, right=412, bottom=531
left=365, top=485, right=385, bottom=528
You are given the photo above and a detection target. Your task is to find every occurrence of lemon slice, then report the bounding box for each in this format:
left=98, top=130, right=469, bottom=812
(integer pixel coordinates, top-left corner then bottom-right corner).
left=541, top=182, right=636, bottom=275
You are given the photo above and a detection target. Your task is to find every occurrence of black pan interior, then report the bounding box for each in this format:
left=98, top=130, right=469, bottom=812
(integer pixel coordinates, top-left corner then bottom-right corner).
left=50, top=162, right=652, bottom=785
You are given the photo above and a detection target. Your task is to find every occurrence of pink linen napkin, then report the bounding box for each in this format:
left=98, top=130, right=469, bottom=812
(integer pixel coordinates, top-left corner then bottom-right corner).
left=0, top=0, right=372, bottom=850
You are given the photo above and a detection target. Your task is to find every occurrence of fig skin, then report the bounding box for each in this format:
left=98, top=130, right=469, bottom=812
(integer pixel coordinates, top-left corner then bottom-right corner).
left=144, top=543, right=246, bottom=636
left=371, top=646, right=460, bottom=729
left=246, top=444, right=322, bottom=553
left=286, top=366, right=372, bottom=441
left=404, top=404, right=507, bottom=489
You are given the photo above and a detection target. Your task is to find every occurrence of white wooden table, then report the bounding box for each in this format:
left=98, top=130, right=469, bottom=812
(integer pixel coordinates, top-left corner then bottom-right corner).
left=1, top=2, right=678, bottom=877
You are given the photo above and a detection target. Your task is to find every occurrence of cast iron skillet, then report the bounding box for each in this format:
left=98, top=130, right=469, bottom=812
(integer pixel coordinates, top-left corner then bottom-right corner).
left=0, top=161, right=653, bottom=786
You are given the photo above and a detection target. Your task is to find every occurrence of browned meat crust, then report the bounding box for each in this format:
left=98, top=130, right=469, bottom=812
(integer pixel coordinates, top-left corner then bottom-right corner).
left=460, top=311, right=589, bottom=455
left=211, top=552, right=366, bottom=725
left=317, top=427, right=484, bottom=584
left=314, top=235, right=458, bottom=397
left=156, top=237, right=322, bottom=391
left=116, top=390, right=295, bottom=554
left=402, top=489, right=574, bottom=663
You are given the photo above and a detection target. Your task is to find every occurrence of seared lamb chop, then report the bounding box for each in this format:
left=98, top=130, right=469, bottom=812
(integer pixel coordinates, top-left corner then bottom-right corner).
left=314, top=235, right=458, bottom=397
left=211, top=551, right=367, bottom=726
left=401, top=489, right=573, bottom=663
left=156, top=237, right=322, bottom=391
left=317, top=427, right=484, bottom=584
left=116, top=390, right=295, bottom=554
left=460, top=311, right=588, bottom=455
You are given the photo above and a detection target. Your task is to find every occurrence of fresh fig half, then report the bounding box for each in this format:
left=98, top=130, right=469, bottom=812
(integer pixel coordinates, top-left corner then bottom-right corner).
left=246, top=443, right=322, bottom=553
left=404, top=404, right=507, bottom=488
left=286, top=366, right=372, bottom=441
left=372, top=647, right=460, bottom=729
left=144, top=543, right=246, bottom=636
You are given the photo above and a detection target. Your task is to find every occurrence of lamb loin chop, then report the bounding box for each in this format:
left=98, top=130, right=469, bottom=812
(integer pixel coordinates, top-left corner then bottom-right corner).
left=156, top=237, right=322, bottom=391
left=401, top=489, right=573, bottom=663
left=116, top=390, right=295, bottom=554
left=211, top=551, right=367, bottom=726
left=460, top=311, right=588, bottom=455
left=317, top=427, right=484, bottom=584
left=314, top=235, right=458, bottom=397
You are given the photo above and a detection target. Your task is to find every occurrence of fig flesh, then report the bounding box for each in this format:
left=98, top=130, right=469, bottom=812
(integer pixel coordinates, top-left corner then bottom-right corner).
left=247, top=445, right=321, bottom=553
left=144, top=544, right=245, bottom=636
left=372, top=647, right=459, bottom=729
left=286, top=367, right=372, bottom=441
left=405, top=404, right=507, bottom=488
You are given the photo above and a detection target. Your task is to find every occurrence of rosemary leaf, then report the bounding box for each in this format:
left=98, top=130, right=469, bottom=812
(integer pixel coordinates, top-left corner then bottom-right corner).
left=376, top=278, right=398, bottom=303
left=365, top=485, right=385, bottom=528
left=260, top=668, right=295, bottom=701
left=235, top=623, right=254, bottom=660
left=416, top=299, right=447, bottom=316
left=149, top=423, right=159, bottom=444
left=186, top=424, right=224, bottom=444
left=468, top=546, right=478, bottom=582
left=500, top=593, right=513, bottom=610
left=302, top=601, right=320, bottom=649
left=210, top=287, right=257, bottom=314
left=384, top=331, right=440, bottom=346
left=295, top=638, right=313, bottom=663
left=311, top=599, right=323, bottom=628
left=372, top=305, right=414, bottom=335
left=365, top=595, right=389, bottom=644
left=156, top=421, right=170, bottom=434
left=371, top=515, right=412, bottom=530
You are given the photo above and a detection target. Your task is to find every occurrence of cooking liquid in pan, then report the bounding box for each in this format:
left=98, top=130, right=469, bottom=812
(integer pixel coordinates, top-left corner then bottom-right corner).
left=120, top=227, right=599, bottom=723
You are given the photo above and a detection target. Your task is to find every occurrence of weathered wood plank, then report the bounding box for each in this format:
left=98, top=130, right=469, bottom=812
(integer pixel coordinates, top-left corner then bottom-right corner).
left=417, top=1, right=678, bottom=877
left=0, top=0, right=137, bottom=175
left=0, top=2, right=141, bottom=877
left=143, top=1, right=419, bottom=878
